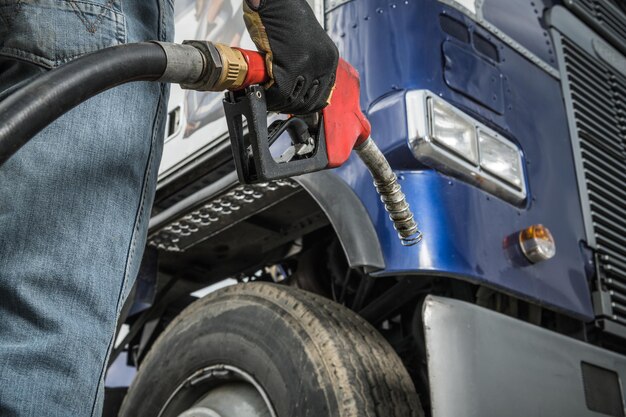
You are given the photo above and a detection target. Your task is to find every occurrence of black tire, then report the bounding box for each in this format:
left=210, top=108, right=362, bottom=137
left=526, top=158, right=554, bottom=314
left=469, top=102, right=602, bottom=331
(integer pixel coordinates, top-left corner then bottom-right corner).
left=118, top=283, right=424, bottom=417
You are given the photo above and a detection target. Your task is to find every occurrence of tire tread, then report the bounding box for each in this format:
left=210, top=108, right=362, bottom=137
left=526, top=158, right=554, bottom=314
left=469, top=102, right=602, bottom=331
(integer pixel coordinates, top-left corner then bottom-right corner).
left=120, top=283, right=424, bottom=417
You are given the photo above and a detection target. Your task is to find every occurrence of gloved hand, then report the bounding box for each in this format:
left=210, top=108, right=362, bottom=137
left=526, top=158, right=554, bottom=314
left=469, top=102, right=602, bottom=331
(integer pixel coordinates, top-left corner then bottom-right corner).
left=243, top=0, right=339, bottom=114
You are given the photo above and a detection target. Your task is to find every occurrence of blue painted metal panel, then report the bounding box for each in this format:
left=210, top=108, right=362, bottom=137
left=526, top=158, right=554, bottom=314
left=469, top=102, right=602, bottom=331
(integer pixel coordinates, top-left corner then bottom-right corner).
left=481, top=0, right=559, bottom=69
left=442, top=40, right=504, bottom=114
left=326, top=0, right=594, bottom=319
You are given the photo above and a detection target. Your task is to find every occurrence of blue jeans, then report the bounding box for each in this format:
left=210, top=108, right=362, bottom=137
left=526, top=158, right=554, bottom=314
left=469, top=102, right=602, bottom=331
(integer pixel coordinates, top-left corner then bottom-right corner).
left=0, top=1, right=173, bottom=415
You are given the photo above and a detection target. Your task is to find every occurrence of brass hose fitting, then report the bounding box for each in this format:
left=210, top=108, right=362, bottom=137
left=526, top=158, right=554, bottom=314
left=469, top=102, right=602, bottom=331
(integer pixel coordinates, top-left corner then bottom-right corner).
left=157, top=41, right=251, bottom=92
left=213, top=43, right=249, bottom=90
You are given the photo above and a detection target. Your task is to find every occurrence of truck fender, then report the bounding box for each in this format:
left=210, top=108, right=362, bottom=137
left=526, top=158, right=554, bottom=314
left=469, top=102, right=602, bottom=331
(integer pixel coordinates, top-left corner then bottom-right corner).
left=295, top=171, right=385, bottom=272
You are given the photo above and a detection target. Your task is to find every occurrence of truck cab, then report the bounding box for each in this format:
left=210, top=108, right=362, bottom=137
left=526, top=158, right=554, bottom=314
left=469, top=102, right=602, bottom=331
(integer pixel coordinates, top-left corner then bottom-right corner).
left=106, top=1, right=626, bottom=416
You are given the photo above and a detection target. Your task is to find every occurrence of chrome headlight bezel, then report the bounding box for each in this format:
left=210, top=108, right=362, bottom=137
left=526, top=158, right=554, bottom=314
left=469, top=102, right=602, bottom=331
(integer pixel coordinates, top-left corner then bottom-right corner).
left=406, top=90, right=527, bottom=205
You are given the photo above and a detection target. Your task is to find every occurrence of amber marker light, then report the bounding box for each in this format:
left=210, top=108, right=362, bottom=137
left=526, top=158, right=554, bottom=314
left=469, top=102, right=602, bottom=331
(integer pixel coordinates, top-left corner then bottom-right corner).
left=519, top=224, right=556, bottom=264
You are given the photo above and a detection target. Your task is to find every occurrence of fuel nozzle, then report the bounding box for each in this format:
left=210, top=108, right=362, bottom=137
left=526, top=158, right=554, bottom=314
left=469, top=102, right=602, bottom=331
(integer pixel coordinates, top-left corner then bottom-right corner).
left=155, top=41, right=422, bottom=246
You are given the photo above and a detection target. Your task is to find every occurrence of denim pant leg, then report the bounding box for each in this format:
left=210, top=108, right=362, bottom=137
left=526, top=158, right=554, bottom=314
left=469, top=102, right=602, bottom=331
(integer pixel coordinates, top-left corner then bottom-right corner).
left=0, top=1, right=173, bottom=416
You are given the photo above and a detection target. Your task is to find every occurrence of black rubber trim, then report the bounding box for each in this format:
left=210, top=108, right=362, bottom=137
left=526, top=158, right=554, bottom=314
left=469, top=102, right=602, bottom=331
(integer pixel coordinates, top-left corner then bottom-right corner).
left=0, top=42, right=168, bottom=166
left=295, top=171, right=385, bottom=271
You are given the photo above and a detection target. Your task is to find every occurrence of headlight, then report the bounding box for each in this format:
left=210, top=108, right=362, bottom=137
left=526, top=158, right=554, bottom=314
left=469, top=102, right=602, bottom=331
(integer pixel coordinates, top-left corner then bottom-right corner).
left=478, top=130, right=524, bottom=190
left=431, top=99, right=478, bottom=164
left=406, top=90, right=527, bottom=205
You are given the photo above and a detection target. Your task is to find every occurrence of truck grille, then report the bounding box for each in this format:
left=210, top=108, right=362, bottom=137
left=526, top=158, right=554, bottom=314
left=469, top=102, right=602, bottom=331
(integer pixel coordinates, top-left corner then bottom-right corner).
left=565, top=0, right=626, bottom=55
left=560, top=36, right=626, bottom=331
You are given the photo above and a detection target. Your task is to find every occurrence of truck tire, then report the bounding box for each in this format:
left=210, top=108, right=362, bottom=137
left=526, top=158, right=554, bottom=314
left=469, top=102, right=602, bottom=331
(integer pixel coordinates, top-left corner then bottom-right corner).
left=118, top=282, right=423, bottom=417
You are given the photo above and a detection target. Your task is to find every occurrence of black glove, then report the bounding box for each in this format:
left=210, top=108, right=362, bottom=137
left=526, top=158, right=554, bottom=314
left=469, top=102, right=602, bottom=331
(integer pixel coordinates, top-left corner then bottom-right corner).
left=243, top=0, right=339, bottom=114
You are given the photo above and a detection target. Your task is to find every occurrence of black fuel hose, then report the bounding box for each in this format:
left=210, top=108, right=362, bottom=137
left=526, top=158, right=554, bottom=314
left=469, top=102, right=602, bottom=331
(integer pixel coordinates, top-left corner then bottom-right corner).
left=0, top=42, right=171, bottom=166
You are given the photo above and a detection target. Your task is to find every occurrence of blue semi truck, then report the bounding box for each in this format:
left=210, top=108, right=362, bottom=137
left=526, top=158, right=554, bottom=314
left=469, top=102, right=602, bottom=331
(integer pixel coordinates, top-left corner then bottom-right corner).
left=105, top=1, right=626, bottom=416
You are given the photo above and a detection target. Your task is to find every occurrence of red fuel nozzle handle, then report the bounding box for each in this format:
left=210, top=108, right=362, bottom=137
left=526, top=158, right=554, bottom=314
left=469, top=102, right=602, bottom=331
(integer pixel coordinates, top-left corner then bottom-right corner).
left=322, top=59, right=372, bottom=167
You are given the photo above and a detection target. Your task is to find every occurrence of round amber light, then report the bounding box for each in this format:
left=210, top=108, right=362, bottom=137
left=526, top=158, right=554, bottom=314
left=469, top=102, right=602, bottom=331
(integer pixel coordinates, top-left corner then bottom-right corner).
left=518, top=224, right=556, bottom=264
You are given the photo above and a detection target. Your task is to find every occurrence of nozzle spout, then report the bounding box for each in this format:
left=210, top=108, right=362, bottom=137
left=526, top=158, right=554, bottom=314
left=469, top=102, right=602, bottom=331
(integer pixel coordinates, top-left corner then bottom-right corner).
left=355, top=137, right=422, bottom=246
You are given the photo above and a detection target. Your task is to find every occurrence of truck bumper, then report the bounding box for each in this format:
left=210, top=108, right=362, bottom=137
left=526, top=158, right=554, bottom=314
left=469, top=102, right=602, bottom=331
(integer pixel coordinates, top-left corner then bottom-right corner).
left=424, top=296, right=626, bottom=417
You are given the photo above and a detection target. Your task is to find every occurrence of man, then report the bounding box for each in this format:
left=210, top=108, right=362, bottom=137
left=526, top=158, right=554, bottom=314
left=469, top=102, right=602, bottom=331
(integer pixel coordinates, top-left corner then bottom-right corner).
left=0, top=0, right=338, bottom=415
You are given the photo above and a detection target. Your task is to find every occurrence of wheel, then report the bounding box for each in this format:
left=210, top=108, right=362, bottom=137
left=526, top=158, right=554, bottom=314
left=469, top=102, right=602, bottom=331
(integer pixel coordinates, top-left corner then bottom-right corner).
left=118, top=283, right=424, bottom=417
